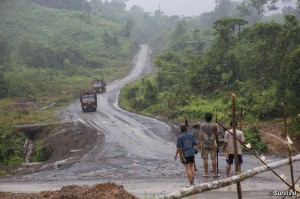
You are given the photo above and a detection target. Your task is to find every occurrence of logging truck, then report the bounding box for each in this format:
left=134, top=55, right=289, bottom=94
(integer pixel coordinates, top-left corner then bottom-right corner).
left=92, top=79, right=106, bottom=93
left=80, top=90, right=97, bottom=112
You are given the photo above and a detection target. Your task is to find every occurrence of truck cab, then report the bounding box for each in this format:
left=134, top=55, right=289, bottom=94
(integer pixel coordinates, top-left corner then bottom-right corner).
left=80, top=91, right=97, bottom=112
left=92, top=79, right=106, bottom=93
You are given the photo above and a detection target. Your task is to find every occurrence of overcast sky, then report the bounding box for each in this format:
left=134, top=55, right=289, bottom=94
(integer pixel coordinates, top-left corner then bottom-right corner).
left=126, top=0, right=217, bottom=17
left=125, top=0, right=298, bottom=17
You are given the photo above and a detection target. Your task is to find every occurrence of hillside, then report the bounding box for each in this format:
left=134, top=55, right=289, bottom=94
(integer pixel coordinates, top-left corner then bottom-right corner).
left=0, top=0, right=138, bottom=166
left=0, top=0, right=138, bottom=103
left=0, top=0, right=136, bottom=69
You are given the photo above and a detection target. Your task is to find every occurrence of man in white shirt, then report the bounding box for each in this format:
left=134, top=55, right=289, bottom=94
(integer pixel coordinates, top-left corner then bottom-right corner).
left=223, top=120, right=245, bottom=178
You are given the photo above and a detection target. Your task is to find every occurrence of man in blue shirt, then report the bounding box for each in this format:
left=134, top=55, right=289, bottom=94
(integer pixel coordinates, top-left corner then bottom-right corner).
left=174, top=123, right=198, bottom=186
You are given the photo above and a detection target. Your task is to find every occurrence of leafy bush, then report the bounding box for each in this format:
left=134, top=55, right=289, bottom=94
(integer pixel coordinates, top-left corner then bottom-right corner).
left=243, top=127, right=268, bottom=152
left=34, top=146, right=52, bottom=162
left=125, top=86, right=139, bottom=99
left=7, top=156, right=23, bottom=166
left=131, top=98, right=148, bottom=111
left=289, top=117, right=300, bottom=138
left=0, top=129, right=25, bottom=165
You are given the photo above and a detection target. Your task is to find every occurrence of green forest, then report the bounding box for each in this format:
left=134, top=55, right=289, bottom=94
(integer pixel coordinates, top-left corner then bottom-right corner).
left=0, top=0, right=300, bottom=166
left=122, top=15, right=300, bottom=123
left=119, top=0, right=300, bottom=151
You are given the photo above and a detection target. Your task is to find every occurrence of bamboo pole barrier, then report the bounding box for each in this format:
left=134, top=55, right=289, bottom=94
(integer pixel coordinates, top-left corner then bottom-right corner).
left=159, top=154, right=300, bottom=199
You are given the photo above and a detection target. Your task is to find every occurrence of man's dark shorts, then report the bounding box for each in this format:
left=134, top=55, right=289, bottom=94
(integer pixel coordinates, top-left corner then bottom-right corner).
left=183, top=156, right=195, bottom=164
left=226, top=154, right=243, bottom=165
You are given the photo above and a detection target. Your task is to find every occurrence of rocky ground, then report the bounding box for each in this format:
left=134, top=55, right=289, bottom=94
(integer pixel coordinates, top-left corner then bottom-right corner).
left=0, top=121, right=299, bottom=199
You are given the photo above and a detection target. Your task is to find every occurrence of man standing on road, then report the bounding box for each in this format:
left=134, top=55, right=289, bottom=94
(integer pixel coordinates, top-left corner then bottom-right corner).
left=174, top=123, right=198, bottom=187
left=198, top=112, right=220, bottom=178
left=223, top=120, right=245, bottom=178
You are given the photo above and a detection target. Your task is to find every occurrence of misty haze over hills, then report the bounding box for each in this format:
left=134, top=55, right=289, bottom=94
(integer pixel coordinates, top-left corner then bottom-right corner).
left=126, top=0, right=298, bottom=17
left=126, top=0, right=216, bottom=16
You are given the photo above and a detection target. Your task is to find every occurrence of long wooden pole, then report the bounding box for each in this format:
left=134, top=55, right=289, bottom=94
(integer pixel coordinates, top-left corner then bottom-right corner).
left=232, top=94, right=242, bottom=199
left=159, top=154, right=300, bottom=199
left=282, top=102, right=296, bottom=192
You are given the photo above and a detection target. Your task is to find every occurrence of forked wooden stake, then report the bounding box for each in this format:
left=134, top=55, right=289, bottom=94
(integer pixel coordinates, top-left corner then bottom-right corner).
left=232, top=94, right=242, bottom=199
left=282, top=102, right=296, bottom=192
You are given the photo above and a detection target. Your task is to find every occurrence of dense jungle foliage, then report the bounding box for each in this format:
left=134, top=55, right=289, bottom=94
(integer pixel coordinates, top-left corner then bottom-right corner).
left=120, top=1, right=300, bottom=143
left=122, top=16, right=300, bottom=124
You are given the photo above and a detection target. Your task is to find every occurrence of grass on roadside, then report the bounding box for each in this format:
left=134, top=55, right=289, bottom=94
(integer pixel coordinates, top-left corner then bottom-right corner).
left=0, top=64, right=132, bottom=167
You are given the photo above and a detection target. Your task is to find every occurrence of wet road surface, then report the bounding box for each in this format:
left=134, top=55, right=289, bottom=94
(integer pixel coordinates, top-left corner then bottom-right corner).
left=0, top=45, right=299, bottom=198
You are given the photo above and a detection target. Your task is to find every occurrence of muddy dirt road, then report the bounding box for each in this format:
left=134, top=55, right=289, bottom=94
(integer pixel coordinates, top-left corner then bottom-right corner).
left=0, top=45, right=299, bottom=198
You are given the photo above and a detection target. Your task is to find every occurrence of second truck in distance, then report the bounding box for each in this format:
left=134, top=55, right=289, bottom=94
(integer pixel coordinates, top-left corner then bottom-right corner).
left=92, top=79, right=106, bottom=93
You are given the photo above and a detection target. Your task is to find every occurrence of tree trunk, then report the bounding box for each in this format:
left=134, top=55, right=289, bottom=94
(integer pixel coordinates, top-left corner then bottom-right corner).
left=159, top=154, right=300, bottom=199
